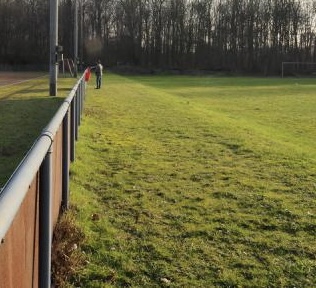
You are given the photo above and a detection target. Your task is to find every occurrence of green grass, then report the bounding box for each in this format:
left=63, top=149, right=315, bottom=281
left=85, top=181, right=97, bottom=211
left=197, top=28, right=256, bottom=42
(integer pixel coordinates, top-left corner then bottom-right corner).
left=0, top=75, right=77, bottom=186
left=69, top=74, right=315, bottom=287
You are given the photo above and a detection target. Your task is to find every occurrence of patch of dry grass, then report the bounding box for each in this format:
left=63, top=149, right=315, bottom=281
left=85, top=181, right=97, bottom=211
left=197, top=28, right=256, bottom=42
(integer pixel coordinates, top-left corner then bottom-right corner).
left=52, top=208, right=86, bottom=287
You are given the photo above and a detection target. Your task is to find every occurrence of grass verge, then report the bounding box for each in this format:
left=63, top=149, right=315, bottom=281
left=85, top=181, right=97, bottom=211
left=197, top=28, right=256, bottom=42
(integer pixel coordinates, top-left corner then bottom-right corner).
left=70, top=74, right=315, bottom=287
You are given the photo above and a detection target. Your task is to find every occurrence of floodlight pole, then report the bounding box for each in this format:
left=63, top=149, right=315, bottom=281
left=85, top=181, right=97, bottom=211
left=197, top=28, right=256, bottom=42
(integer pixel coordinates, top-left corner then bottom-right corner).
left=74, top=0, right=78, bottom=78
left=80, top=0, right=84, bottom=64
left=49, top=0, right=59, bottom=96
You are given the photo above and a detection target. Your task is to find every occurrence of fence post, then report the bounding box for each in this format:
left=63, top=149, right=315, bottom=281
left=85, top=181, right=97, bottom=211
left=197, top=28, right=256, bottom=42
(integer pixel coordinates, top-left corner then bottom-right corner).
left=79, top=81, right=82, bottom=115
left=80, top=81, right=84, bottom=115
left=62, top=110, right=69, bottom=210
left=70, top=99, right=75, bottom=162
left=75, top=91, right=79, bottom=141
left=78, top=88, right=81, bottom=126
left=39, top=142, right=53, bottom=288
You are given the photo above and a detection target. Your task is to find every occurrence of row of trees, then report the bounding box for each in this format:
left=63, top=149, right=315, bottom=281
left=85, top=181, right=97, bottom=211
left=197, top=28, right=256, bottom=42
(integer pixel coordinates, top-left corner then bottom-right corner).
left=1, top=0, right=316, bottom=74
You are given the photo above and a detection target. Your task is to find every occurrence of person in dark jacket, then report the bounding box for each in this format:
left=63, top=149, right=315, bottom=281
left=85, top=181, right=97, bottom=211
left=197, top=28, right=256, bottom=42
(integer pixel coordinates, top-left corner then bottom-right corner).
left=93, top=60, right=103, bottom=89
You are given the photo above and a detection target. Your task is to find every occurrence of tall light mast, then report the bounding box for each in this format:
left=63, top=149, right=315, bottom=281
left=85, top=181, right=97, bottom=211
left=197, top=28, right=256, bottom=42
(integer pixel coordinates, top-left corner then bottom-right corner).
left=49, top=0, right=59, bottom=96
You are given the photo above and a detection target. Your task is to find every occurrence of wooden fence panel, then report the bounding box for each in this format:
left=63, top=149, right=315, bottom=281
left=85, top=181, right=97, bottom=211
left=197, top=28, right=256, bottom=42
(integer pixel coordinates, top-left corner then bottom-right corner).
left=0, top=175, right=39, bottom=288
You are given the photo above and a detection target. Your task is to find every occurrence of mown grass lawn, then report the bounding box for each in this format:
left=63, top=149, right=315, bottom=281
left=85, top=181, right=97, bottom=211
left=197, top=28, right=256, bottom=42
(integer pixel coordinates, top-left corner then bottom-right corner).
left=0, top=75, right=77, bottom=186
left=68, top=74, right=316, bottom=287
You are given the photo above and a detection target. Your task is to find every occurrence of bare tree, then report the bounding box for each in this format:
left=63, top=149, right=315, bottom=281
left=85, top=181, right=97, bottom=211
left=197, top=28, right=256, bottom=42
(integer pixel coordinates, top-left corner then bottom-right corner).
left=2, top=0, right=316, bottom=74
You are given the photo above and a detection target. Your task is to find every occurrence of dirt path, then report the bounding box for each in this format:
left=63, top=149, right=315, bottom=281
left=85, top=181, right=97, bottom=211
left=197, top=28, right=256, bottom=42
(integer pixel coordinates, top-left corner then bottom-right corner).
left=0, top=72, right=47, bottom=87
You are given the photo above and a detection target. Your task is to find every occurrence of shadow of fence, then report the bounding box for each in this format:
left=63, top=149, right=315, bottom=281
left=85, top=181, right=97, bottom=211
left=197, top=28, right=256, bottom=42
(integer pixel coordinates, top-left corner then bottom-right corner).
left=0, top=71, right=87, bottom=288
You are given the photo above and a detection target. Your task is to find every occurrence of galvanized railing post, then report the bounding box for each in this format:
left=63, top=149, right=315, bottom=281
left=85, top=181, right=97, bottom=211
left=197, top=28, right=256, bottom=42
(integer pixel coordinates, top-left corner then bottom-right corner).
left=80, top=80, right=84, bottom=115
left=75, top=91, right=79, bottom=141
left=79, top=81, right=82, bottom=118
left=70, top=99, right=75, bottom=162
left=39, top=139, right=53, bottom=288
left=79, top=81, right=82, bottom=115
left=78, top=88, right=81, bottom=126
left=62, top=109, right=69, bottom=210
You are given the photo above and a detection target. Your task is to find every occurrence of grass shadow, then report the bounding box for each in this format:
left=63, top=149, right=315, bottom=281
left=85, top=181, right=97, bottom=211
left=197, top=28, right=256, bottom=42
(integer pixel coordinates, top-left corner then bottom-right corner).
left=0, top=97, right=64, bottom=186
left=0, top=75, right=78, bottom=186
left=18, top=88, right=50, bottom=95
left=123, top=73, right=316, bottom=91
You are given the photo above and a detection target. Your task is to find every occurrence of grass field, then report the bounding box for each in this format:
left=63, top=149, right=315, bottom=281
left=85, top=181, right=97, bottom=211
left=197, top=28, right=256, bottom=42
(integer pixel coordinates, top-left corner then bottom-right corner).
left=62, top=74, right=316, bottom=287
left=0, top=74, right=77, bottom=186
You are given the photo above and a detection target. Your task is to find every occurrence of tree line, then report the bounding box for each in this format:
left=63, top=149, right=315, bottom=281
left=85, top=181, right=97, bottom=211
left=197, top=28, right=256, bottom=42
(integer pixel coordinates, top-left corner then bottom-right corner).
left=1, top=0, right=316, bottom=74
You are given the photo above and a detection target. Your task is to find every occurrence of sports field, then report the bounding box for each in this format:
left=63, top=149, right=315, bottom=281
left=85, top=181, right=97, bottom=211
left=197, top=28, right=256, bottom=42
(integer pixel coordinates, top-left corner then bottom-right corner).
left=58, top=74, right=316, bottom=287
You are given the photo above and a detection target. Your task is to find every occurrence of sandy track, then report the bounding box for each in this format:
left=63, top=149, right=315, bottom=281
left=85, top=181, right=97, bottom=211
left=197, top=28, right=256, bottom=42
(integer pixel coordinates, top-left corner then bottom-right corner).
left=0, top=72, right=47, bottom=86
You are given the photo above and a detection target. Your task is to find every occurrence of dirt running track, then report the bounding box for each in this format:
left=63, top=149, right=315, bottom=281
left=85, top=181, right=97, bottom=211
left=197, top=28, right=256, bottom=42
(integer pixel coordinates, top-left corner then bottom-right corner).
left=0, top=72, right=46, bottom=87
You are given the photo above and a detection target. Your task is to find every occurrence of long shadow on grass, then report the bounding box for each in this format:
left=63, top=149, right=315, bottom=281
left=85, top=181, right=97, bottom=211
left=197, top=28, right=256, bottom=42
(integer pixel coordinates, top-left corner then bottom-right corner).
left=0, top=87, right=46, bottom=101
left=17, top=87, right=71, bottom=95
left=128, top=75, right=314, bottom=90
left=18, top=88, right=49, bottom=95
left=0, top=97, right=63, bottom=186
left=0, top=82, right=54, bottom=99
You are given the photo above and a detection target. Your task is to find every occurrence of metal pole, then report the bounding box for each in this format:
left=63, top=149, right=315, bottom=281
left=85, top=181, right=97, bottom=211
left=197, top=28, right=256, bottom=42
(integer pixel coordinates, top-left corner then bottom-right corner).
left=49, top=0, right=59, bottom=96
left=80, top=0, right=84, bottom=68
left=75, top=92, right=79, bottom=140
left=74, top=0, right=78, bottom=78
left=81, top=81, right=84, bottom=114
left=70, top=99, right=75, bottom=162
left=39, top=143, right=53, bottom=288
left=78, top=87, right=82, bottom=126
left=62, top=110, right=69, bottom=210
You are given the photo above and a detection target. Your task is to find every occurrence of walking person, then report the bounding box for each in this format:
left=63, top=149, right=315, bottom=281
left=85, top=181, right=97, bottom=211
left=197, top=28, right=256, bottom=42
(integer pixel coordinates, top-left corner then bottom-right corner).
left=94, top=60, right=103, bottom=89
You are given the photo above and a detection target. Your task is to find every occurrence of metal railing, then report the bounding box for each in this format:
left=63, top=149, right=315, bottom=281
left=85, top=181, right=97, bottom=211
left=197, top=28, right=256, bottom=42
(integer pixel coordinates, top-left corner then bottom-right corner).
left=0, top=71, right=86, bottom=288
